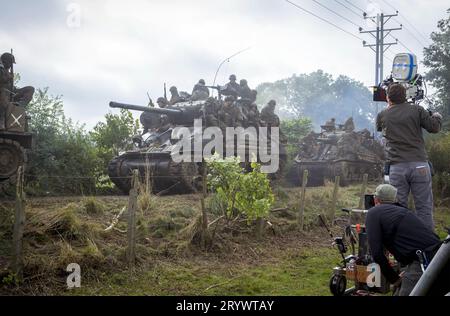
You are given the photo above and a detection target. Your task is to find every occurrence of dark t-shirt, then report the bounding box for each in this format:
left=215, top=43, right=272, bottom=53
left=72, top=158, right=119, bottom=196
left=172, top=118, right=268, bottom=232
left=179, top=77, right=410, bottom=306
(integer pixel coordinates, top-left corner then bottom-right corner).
left=365, top=203, right=441, bottom=283
left=376, top=103, right=441, bottom=163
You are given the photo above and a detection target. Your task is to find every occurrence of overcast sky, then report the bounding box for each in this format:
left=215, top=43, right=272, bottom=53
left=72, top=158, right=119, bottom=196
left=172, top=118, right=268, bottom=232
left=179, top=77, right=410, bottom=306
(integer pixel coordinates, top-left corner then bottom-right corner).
left=1, top=0, right=448, bottom=128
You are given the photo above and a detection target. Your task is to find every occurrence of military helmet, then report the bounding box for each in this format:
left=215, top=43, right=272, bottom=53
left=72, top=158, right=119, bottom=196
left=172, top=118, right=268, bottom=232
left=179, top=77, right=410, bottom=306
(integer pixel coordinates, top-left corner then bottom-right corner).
left=229, top=74, right=237, bottom=81
left=169, top=86, right=177, bottom=92
left=240, top=79, right=247, bottom=85
left=1, top=53, right=15, bottom=65
left=157, top=97, right=166, bottom=103
left=198, top=79, right=205, bottom=85
left=268, top=100, right=276, bottom=106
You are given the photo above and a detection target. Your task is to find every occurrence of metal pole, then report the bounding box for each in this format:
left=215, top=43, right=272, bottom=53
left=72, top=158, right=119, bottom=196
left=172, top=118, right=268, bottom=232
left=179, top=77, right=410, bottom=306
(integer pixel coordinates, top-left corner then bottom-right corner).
left=375, top=24, right=380, bottom=86
left=379, top=13, right=384, bottom=83
left=410, top=237, right=450, bottom=296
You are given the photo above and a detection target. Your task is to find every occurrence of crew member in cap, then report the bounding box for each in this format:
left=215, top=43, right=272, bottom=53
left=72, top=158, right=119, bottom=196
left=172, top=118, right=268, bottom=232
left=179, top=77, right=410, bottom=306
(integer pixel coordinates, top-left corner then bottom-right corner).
left=365, top=184, right=449, bottom=296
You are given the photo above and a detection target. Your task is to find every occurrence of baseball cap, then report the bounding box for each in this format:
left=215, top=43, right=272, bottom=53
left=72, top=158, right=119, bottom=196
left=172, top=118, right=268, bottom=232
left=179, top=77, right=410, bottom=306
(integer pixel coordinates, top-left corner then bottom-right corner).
left=374, top=184, right=397, bottom=203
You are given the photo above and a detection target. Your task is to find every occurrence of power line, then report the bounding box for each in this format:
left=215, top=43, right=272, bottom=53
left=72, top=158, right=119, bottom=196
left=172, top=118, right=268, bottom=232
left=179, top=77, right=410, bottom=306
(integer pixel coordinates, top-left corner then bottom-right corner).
left=310, top=0, right=361, bottom=28
left=284, top=0, right=364, bottom=41
left=344, top=0, right=365, bottom=13
left=334, top=0, right=364, bottom=19
left=396, top=39, right=414, bottom=54
left=379, top=0, right=430, bottom=44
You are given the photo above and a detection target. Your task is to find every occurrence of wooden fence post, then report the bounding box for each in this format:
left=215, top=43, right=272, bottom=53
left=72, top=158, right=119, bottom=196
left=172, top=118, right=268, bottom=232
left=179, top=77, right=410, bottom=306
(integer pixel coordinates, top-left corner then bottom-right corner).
left=358, top=174, right=369, bottom=209
left=12, top=166, right=25, bottom=280
left=255, top=217, right=264, bottom=240
left=298, top=169, right=309, bottom=231
left=329, top=175, right=340, bottom=225
left=127, top=170, right=139, bottom=270
left=200, top=161, right=209, bottom=249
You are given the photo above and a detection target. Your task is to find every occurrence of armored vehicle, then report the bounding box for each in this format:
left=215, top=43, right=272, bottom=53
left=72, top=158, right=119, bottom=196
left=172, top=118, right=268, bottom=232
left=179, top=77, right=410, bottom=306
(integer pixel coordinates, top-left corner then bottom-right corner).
left=0, top=102, right=33, bottom=190
left=108, top=98, right=287, bottom=194
left=294, top=118, right=384, bottom=186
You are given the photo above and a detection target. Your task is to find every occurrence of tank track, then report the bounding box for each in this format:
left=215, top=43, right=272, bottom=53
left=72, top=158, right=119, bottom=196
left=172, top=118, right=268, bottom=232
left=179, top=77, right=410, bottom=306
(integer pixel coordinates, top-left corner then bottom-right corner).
left=108, top=152, right=202, bottom=195
left=0, top=138, right=27, bottom=194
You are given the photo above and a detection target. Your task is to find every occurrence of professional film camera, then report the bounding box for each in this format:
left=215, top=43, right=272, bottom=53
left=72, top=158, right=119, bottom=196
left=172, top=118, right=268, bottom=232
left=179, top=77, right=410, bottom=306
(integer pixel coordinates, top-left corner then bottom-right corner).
left=373, top=53, right=426, bottom=103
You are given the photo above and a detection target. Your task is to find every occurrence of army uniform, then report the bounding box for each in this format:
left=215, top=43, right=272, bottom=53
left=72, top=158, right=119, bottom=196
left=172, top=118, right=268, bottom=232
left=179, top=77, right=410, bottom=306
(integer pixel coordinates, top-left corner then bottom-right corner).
left=169, top=86, right=184, bottom=105
left=260, top=100, right=280, bottom=127
left=323, top=118, right=336, bottom=132
left=203, top=97, right=220, bottom=127
left=220, top=74, right=241, bottom=98
left=218, top=96, right=244, bottom=128
left=343, top=117, right=355, bottom=132
left=0, top=61, right=11, bottom=129
left=240, top=102, right=259, bottom=127
left=238, top=79, right=252, bottom=101
left=191, top=79, right=210, bottom=101
left=300, top=131, right=317, bottom=158
left=0, top=53, right=34, bottom=108
left=337, top=131, right=359, bottom=159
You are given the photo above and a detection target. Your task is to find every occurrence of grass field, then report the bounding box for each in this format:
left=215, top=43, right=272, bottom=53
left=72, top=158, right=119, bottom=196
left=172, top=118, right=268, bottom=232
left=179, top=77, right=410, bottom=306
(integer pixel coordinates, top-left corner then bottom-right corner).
left=0, top=184, right=449, bottom=296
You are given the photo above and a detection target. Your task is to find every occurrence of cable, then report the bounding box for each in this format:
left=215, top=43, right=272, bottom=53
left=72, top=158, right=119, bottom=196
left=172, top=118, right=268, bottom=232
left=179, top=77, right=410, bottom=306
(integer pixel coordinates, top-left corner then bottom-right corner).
left=344, top=0, right=365, bottom=13
left=284, top=0, right=364, bottom=41
left=379, top=0, right=430, bottom=44
left=334, top=0, right=364, bottom=20
left=396, top=39, right=414, bottom=54
left=310, top=0, right=361, bottom=28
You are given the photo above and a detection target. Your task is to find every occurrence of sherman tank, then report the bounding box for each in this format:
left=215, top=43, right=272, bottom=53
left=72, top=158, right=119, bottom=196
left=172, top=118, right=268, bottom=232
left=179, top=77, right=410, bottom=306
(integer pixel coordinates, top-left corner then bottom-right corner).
left=108, top=98, right=287, bottom=194
left=294, top=118, right=384, bottom=186
left=0, top=102, right=33, bottom=191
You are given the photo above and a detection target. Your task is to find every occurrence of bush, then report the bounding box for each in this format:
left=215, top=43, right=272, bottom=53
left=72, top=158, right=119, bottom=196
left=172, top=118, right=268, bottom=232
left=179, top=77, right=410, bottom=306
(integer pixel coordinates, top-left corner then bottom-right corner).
left=206, top=154, right=274, bottom=221
left=428, top=133, right=450, bottom=198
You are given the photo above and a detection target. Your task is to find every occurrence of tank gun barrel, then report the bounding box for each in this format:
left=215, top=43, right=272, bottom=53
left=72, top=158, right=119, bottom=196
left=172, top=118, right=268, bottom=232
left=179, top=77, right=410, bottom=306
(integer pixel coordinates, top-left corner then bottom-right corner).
left=109, top=101, right=202, bottom=126
left=109, top=101, right=182, bottom=115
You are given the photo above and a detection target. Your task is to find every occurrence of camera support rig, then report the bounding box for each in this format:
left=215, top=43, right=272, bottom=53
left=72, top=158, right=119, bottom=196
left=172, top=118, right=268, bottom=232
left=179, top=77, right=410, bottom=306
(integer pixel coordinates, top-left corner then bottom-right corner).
left=373, top=53, right=426, bottom=103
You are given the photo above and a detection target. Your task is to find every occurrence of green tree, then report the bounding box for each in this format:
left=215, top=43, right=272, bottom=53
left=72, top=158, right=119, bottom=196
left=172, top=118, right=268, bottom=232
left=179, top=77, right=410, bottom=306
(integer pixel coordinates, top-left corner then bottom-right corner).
left=280, top=117, right=313, bottom=155
left=207, top=155, right=274, bottom=222
left=90, top=109, right=140, bottom=175
left=26, top=88, right=100, bottom=195
left=424, top=9, right=450, bottom=124
left=427, top=133, right=450, bottom=198
left=256, top=71, right=377, bottom=131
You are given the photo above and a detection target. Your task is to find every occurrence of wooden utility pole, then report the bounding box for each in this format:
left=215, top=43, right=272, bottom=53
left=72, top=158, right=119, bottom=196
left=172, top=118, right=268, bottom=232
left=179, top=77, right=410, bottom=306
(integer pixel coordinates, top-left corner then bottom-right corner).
left=200, top=161, right=209, bottom=249
left=359, top=174, right=369, bottom=209
left=127, top=170, right=139, bottom=270
left=329, top=175, right=340, bottom=225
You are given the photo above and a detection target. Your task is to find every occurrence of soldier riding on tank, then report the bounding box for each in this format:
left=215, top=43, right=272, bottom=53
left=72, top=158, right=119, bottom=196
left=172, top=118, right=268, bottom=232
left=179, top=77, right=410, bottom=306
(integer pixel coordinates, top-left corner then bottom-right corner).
left=191, top=79, right=209, bottom=101
left=0, top=51, right=34, bottom=189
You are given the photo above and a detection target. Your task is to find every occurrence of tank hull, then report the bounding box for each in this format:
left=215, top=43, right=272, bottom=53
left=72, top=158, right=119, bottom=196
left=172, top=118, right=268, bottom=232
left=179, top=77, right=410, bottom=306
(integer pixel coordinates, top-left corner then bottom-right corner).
left=295, top=159, right=383, bottom=187
left=108, top=151, right=202, bottom=195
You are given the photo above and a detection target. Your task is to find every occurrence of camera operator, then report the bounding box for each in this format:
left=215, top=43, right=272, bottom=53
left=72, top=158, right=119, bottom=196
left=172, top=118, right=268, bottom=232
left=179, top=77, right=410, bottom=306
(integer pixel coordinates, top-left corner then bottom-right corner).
left=376, top=83, right=442, bottom=230
left=366, top=184, right=449, bottom=296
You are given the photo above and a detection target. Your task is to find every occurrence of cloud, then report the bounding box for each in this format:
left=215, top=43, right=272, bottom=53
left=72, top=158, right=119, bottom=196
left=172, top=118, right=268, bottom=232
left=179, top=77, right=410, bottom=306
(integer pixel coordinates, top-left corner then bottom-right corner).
left=0, top=0, right=448, bottom=128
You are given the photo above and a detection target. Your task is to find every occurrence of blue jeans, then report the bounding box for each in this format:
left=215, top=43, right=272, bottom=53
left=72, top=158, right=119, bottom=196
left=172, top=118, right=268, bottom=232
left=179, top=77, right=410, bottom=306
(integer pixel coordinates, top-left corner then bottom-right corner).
left=389, top=162, right=434, bottom=230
